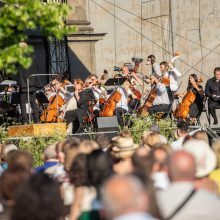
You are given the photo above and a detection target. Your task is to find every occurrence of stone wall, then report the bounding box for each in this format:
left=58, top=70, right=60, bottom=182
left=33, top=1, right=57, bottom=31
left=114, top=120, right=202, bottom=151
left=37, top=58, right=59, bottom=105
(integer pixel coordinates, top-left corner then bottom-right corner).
left=88, top=0, right=220, bottom=90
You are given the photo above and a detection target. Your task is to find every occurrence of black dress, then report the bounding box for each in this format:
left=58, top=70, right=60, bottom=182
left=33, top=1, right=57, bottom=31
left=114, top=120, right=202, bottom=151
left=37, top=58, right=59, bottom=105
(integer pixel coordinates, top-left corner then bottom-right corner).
left=188, top=85, right=205, bottom=118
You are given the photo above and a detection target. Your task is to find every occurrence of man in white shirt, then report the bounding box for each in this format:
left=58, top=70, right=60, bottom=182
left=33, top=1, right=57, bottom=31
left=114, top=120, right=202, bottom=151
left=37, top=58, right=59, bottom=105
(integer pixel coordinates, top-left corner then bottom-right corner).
left=114, top=79, right=137, bottom=127
left=157, top=151, right=220, bottom=220
left=160, top=61, right=181, bottom=92
left=148, top=74, right=170, bottom=115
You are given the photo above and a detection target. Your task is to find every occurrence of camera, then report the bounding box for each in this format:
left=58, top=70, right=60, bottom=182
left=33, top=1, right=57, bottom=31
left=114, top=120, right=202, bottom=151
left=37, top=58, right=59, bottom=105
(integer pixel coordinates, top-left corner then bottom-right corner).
left=132, top=57, right=143, bottom=64
left=113, top=66, right=122, bottom=72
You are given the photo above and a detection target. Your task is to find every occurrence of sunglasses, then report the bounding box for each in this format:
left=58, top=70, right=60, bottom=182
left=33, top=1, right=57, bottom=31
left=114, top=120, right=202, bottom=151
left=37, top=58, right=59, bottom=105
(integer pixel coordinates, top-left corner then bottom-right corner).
left=45, top=89, right=51, bottom=92
left=51, top=83, right=58, bottom=86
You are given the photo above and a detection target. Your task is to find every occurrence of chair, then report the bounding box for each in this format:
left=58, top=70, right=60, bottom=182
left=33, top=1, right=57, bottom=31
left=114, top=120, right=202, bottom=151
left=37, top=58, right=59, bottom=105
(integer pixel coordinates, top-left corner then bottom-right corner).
left=196, top=96, right=210, bottom=125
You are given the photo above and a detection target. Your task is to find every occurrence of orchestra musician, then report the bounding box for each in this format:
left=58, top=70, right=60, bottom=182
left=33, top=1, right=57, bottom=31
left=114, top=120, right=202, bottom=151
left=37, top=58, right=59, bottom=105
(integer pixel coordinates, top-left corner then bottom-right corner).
left=40, top=75, right=70, bottom=123
left=205, top=67, right=220, bottom=125
left=160, top=61, right=181, bottom=95
left=146, top=55, right=162, bottom=76
left=176, top=74, right=205, bottom=123
left=114, top=74, right=137, bottom=127
left=148, top=74, right=170, bottom=115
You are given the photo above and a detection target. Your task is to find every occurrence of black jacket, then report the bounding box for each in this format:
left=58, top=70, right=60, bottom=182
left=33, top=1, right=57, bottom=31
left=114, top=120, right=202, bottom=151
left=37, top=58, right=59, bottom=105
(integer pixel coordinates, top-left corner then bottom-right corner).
left=205, top=77, right=220, bottom=101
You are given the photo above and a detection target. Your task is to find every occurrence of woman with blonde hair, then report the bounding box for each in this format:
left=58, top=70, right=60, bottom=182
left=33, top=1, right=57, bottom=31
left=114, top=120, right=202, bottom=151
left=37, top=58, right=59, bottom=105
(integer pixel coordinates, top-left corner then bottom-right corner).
left=141, top=131, right=161, bottom=150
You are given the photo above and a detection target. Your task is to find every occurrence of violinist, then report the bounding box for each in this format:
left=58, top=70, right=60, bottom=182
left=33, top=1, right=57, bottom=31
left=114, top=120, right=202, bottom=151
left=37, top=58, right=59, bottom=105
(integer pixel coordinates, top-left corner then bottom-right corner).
left=205, top=67, right=220, bottom=125
left=176, top=74, right=205, bottom=122
left=148, top=74, right=170, bottom=115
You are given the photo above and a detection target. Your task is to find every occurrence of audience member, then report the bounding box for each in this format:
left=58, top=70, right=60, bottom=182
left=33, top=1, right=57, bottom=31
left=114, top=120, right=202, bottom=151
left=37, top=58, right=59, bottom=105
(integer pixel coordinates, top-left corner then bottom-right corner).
left=102, top=175, right=158, bottom=220
left=35, top=144, right=59, bottom=173
left=110, top=135, right=138, bottom=175
left=157, top=151, right=220, bottom=220
left=183, top=140, right=217, bottom=193
left=11, top=173, right=64, bottom=220
left=171, top=120, right=188, bottom=151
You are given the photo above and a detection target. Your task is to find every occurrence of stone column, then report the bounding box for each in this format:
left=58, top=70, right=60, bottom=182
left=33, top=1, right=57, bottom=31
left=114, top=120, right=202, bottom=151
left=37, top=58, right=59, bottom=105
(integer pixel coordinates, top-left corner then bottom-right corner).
left=66, top=0, right=106, bottom=80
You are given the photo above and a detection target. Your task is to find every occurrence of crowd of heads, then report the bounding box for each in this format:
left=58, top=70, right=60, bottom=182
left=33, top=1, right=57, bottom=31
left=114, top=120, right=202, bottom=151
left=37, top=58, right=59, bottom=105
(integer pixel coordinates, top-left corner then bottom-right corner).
left=0, top=121, right=220, bottom=220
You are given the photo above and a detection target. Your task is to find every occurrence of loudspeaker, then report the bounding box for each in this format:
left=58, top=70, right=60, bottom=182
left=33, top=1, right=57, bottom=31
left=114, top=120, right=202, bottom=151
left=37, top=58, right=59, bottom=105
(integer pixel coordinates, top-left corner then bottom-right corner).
left=97, top=116, right=119, bottom=132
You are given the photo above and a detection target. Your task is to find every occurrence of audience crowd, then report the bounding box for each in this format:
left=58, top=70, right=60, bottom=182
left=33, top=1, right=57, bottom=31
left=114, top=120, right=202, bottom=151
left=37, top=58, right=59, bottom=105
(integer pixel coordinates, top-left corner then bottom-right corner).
left=0, top=120, right=220, bottom=220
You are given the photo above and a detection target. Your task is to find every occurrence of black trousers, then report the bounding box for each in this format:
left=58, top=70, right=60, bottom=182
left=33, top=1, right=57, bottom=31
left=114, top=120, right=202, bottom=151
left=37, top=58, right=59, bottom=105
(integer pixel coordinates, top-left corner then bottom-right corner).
left=149, top=104, right=170, bottom=115
left=20, top=92, right=39, bottom=123
left=208, top=100, right=220, bottom=123
left=114, top=107, right=127, bottom=127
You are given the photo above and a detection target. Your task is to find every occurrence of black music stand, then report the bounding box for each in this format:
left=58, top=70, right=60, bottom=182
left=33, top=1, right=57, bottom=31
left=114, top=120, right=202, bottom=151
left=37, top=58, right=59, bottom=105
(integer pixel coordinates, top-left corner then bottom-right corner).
left=104, top=77, right=127, bottom=87
left=36, top=91, right=49, bottom=105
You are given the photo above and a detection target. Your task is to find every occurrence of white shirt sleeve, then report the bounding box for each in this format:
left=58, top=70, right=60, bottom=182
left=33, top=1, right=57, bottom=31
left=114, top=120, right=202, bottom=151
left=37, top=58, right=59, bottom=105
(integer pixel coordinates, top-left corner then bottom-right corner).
left=171, top=67, right=181, bottom=77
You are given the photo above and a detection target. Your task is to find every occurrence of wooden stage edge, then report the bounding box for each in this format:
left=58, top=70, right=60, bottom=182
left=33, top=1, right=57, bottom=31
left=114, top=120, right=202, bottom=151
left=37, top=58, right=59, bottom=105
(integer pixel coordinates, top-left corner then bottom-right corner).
left=8, top=123, right=67, bottom=138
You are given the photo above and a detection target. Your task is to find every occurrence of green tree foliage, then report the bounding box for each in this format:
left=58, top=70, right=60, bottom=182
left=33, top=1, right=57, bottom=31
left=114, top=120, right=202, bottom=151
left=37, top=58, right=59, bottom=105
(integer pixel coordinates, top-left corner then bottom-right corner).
left=0, top=0, right=74, bottom=74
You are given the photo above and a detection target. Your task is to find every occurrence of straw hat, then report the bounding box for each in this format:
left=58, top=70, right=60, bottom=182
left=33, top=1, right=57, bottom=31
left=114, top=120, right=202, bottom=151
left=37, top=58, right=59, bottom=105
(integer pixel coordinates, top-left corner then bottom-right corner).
left=110, top=136, right=139, bottom=159
left=183, top=140, right=217, bottom=178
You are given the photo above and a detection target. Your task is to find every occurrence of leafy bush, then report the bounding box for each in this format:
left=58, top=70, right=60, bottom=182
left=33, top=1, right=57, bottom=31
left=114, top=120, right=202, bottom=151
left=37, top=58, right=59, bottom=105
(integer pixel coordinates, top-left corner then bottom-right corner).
left=128, top=115, right=176, bottom=143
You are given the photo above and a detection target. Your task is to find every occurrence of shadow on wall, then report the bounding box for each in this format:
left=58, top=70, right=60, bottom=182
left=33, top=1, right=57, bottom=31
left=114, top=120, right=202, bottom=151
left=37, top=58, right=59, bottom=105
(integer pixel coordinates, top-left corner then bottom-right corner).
left=68, top=47, right=91, bottom=81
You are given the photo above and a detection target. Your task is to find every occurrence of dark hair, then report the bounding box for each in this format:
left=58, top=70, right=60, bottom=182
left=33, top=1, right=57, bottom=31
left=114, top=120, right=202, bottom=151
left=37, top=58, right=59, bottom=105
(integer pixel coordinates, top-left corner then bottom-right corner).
left=0, top=170, right=27, bottom=204
left=160, top=61, right=168, bottom=66
left=12, top=173, right=64, bottom=220
left=177, top=120, right=189, bottom=134
left=214, top=67, right=220, bottom=74
left=69, top=154, right=89, bottom=187
left=51, top=75, right=62, bottom=83
left=188, top=74, right=198, bottom=87
left=95, top=134, right=110, bottom=149
left=114, top=73, right=123, bottom=78
left=7, top=151, right=33, bottom=174
left=87, top=150, right=114, bottom=190
left=103, top=69, right=108, bottom=74
left=147, top=55, right=155, bottom=61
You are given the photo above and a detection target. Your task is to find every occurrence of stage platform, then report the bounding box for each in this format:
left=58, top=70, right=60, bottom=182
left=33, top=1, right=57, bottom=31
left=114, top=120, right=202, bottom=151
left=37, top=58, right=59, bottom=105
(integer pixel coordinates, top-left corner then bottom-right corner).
left=8, top=123, right=67, bottom=138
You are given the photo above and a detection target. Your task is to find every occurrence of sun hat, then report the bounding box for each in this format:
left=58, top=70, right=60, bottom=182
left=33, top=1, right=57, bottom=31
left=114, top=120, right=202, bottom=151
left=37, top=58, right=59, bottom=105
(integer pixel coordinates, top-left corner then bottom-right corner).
left=110, top=136, right=139, bottom=159
left=183, top=140, right=217, bottom=178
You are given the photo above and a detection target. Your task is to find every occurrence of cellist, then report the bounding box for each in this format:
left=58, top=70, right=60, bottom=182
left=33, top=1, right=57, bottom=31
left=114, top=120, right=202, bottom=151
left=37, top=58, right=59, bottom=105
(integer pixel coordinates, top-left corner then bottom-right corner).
left=147, top=74, right=170, bottom=115
left=113, top=74, right=137, bottom=127
left=40, top=75, right=69, bottom=123
left=175, top=74, right=205, bottom=123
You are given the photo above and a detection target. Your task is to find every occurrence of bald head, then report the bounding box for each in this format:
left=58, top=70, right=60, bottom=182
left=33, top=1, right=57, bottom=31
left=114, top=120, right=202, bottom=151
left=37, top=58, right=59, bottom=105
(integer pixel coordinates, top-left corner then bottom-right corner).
left=168, top=151, right=196, bottom=182
left=102, top=175, right=149, bottom=218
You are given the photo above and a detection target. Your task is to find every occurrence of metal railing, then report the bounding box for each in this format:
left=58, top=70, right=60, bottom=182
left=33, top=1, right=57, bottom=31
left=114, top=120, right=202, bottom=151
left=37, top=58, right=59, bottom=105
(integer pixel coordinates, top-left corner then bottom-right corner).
left=42, top=0, right=67, bottom=3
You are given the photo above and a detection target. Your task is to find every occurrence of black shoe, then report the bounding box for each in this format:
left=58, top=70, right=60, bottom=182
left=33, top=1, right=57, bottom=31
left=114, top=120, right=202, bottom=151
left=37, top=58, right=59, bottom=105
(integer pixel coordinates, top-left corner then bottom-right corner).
left=214, top=120, right=218, bottom=125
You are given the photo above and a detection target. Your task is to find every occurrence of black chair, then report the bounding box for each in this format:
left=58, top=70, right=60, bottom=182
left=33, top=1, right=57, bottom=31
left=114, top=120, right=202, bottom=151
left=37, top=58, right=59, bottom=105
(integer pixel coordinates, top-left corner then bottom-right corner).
left=196, top=96, right=210, bottom=125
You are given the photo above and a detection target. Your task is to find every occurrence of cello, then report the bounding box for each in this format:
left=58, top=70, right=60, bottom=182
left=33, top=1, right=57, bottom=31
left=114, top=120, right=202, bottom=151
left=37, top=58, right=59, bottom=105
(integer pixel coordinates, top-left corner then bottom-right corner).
left=40, top=92, right=65, bottom=123
left=138, top=83, right=157, bottom=116
left=99, top=88, right=122, bottom=117
left=173, top=78, right=203, bottom=119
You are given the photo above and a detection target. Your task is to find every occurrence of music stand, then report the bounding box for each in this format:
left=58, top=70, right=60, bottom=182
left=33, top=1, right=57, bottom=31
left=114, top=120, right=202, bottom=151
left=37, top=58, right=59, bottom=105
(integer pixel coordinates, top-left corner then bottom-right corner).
left=36, top=91, right=49, bottom=105
left=104, top=77, right=127, bottom=87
